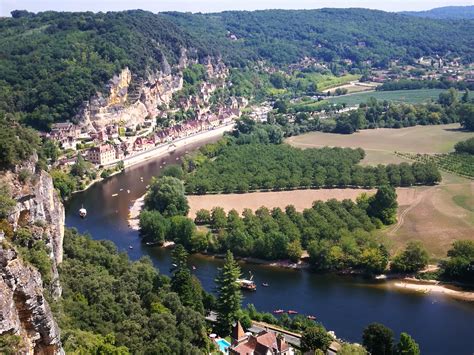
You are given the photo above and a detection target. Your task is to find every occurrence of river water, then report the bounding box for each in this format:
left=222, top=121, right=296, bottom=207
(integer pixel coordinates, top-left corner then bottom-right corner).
left=65, top=138, right=474, bottom=355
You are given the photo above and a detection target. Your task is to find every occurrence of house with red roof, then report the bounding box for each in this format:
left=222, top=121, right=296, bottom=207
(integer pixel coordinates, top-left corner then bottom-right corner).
left=229, top=322, right=294, bottom=355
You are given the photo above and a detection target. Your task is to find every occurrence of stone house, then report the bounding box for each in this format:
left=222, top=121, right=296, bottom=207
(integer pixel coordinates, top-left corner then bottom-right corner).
left=87, top=144, right=116, bottom=165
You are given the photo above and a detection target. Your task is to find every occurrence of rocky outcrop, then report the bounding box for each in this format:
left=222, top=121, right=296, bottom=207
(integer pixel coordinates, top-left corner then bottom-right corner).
left=0, top=246, right=64, bottom=354
left=76, top=49, right=230, bottom=132
left=5, top=155, right=65, bottom=299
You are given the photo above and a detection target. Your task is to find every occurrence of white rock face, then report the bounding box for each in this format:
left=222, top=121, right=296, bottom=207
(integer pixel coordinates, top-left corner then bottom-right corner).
left=0, top=247, right=64, bottom=355
left=76, top=50, right=230, bottom=132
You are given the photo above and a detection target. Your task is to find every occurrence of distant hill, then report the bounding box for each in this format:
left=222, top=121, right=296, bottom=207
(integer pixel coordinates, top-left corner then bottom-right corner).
left=1, top=8, right=474, bottom=128
left=400, top=6, right=474, bottom=19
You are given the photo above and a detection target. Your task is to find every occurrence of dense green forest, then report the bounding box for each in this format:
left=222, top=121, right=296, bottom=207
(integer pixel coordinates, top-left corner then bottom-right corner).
left=56, top=229, right=211, bottom=353
left=1, top=9, right=474, bottom=130
left=401, top=6, right=474, bottom=20
left=163, top=9, right=474, bottom=67
left=0, top=10, right=209, bottom=129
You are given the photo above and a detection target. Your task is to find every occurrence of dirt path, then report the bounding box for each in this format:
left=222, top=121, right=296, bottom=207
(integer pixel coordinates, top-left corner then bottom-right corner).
left=388, top=187, right=430, bottom=236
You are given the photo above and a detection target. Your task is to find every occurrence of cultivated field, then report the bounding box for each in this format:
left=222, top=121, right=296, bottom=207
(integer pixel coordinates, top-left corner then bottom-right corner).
left=188, top=188, right=375, bottom=218
left=187, top=181, right=474, bottom=259
left=285, top=124, right=474, bottom=258
left=286, top=124, right=474, bottom=166
left=327, top=88, right=447, bottom=106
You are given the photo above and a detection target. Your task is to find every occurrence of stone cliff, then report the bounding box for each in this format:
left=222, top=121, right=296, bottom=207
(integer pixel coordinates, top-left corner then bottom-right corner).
left=0, top=246, right=64, bottom=354
left=76, top=50, right=229, bottom=132
left=1, top=156, right=65, bottom=354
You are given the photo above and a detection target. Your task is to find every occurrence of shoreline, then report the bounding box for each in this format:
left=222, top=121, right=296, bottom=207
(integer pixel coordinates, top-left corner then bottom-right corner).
left=73, top=123, right=234, bottom=196
left=391, top=278, right=474, bottom=302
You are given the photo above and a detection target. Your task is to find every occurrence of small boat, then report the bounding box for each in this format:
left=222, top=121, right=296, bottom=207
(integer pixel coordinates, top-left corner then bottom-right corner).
left=287, top=310, right=298, bottom=315
left=79, top=206, right=87, bottom=218
left=273, top=309, right=285, bottom=314
left=112, top=193, right=118, bottom=197
left=119, top=188, right=123, bottom=191
left=192, top=265, right=196, bottom=270
left=237, top=271, right=256, bottom=291
left=307, top=315, right=317, bottom=320
left=129, top=245, right=133, bottom=249
left=127, top=190, right=130, bottom=194
left=262, top=283, right=269, bottom=287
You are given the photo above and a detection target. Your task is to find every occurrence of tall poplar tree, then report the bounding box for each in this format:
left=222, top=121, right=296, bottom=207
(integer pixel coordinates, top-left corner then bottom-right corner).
left=170, top=244, right=204, bottom=314
left=215, top=251, right=242, bottom=335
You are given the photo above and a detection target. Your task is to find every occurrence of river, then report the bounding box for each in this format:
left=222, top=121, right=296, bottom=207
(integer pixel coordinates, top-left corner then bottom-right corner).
left=65, top=138, right=474, bottom=355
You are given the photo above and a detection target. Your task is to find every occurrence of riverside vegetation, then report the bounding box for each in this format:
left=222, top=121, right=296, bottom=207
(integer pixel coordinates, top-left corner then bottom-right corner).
left=1, top=7, right=474, bottom=354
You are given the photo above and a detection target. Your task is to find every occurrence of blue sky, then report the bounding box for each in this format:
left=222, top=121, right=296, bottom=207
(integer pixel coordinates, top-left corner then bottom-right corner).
left=1, top=0, right=472, bottom=16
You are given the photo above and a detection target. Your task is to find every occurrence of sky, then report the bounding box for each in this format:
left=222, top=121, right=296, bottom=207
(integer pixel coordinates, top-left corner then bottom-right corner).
left=1, top=0, right=473, bottom=16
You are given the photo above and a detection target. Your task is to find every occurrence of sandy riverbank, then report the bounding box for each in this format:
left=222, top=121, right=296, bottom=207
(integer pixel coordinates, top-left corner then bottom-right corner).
left=128, top=195, right=145, bottom=230
left=392, top=279, right=474, bottom=302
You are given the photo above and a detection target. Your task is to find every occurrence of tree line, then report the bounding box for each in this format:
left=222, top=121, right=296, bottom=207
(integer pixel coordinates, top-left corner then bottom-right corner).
left=183, top=142, right=441, bottom=195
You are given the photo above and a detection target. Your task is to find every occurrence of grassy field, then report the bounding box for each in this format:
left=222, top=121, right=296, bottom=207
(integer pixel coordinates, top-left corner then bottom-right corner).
left=286, top=124, right=474, bottom=165
left=315, top=74, right=361, bottom=91
left=285, top=124, right=474, bottom=258
left=326, top=89, right=446, bottom=106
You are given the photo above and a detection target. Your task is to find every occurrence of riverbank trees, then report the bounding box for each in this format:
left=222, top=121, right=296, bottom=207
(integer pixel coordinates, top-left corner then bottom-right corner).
left=391, top=241, right=429, bottom=274
left=440, top=240, right=474, bottom=283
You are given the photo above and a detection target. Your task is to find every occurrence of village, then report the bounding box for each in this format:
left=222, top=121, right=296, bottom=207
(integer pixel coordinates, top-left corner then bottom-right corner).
left=47, top=98, right=245, bottom=168
left=44, top=52, right=249, bottom=176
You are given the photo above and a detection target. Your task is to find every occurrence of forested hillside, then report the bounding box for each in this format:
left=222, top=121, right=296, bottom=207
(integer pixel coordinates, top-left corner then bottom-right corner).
left=401, top=6, right=474, bottom=20
left=0, top=10, right=210, bottom=129
left=164, top=9, right=474, bottom=66
left=1, top=9, right=473, bottom=130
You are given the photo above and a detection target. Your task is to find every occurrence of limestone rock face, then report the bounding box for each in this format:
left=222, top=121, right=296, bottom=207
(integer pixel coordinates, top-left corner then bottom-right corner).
left=5, top=156, right=65, bottom=299
left=107, top=67, right=132, bottom=106
left=75, top=50, right=230, bottom=132
left=0, top=246, right=64, bottom=354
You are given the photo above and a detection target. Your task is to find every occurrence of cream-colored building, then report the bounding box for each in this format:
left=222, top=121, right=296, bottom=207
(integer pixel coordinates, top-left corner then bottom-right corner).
left=88, top=144, right=116, bottom=165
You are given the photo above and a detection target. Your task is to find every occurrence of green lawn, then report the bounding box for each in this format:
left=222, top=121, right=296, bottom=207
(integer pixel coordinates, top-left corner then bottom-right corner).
left=327, top=89, right=447, bottom=106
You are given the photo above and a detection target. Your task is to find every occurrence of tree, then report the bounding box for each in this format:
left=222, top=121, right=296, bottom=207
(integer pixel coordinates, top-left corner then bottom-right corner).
left=441, top=240, right=474, bottom=283
left=286, top=239, right=303, bottom=262
left=144, top=176, right=189, bottom=217
left=215, top=251, right=242, bottom=336
left=300, top=325, right=333, bottom=352
left=391, top=241, right=429, bottom=273
left=339, top=343, right=368, bottom=355
left=170, top=245, right=204, bottom=314
left=459, top=103, right=474, bottom=131
left=367, top=186, right=398, bottom=225
left=360, top=246, right=389, bottom=275
left=161, top=165, right=184, bottom=179
left=395, top=332, right=420, bottom=355
left=168, top=216, right=196, bottom=248
left=139, top=210, right=169, bottom=244
left=70, top=154, right=88, bottom=177
left=194, top=209, right=211, bottom=225
left=211, top=207, right=227, bottom=230
left=362, top=323, right=394, bottom=355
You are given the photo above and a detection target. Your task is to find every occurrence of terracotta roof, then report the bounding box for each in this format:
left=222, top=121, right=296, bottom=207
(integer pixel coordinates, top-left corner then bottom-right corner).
left=232, top=322, right=246, bottom=343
